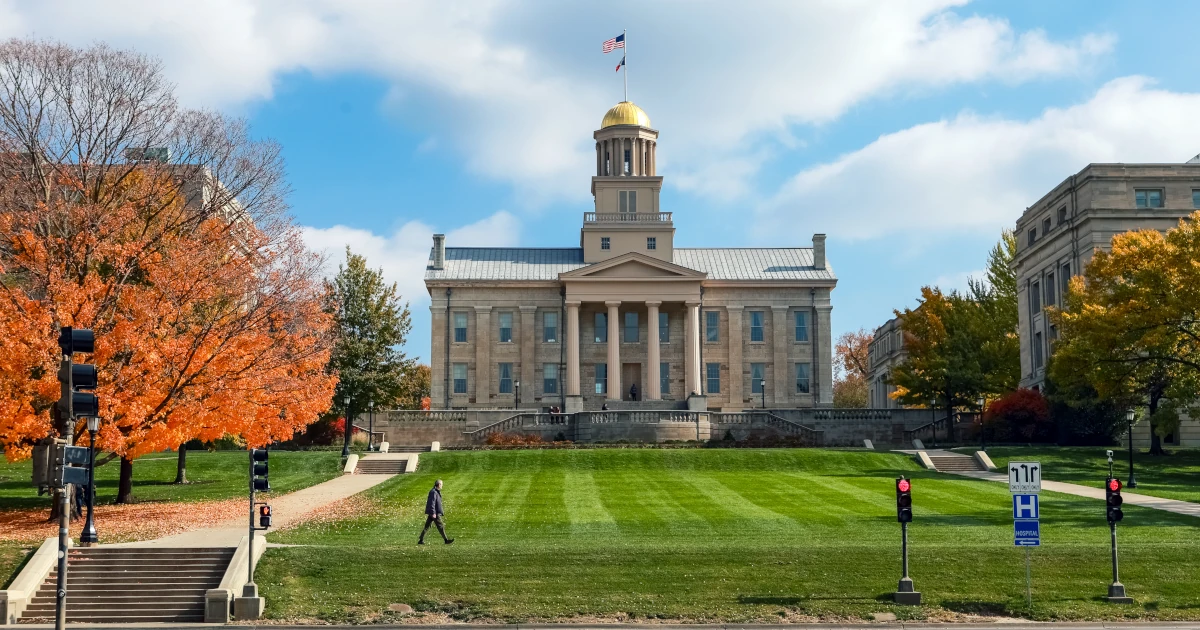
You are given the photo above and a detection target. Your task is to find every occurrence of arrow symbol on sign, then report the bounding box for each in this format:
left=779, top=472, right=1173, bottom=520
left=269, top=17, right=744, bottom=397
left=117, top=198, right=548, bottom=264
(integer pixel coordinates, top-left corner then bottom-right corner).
left=1031, top=466, right=1039, bottom=476
left=1020, top=464, right=1028, bottom=481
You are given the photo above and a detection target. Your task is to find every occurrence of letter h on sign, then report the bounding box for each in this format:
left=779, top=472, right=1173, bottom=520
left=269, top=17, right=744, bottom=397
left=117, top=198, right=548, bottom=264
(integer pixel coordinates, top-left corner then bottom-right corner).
left=1013, top=494, right=1039, bottom=520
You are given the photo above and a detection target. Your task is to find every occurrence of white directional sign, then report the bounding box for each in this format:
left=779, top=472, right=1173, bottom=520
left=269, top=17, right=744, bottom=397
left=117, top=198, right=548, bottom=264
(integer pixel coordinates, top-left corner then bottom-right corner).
left=1008, top=461, right=1042, bottom=494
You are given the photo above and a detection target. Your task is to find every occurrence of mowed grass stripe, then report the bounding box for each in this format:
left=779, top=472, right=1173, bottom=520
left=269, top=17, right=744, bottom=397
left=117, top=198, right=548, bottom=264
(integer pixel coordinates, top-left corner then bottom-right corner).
left=562, top=469, right=620, bottom=535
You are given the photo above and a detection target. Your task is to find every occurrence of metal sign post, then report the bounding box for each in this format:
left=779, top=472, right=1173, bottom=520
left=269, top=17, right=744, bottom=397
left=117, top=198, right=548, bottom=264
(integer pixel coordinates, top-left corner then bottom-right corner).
left=1010, top=462, right=1041, bottom=609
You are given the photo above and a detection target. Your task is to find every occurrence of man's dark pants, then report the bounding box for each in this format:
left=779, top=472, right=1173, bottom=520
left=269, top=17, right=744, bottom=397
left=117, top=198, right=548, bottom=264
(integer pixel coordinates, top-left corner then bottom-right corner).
left=420, top=514, right=448, bottom=543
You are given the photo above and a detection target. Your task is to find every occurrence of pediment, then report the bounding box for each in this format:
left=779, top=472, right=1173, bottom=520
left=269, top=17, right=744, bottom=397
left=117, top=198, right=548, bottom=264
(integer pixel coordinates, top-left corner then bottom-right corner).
left=560, top=252, right=706, bottom=280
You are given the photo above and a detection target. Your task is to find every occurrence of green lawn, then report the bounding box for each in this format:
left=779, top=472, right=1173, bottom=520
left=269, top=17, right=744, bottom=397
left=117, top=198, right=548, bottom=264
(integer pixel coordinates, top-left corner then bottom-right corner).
left=970, top=447, right=1200, bottom=504
left=0, top=450, right=341, bottom=509
left=258, top=449, right=1200, bottom=623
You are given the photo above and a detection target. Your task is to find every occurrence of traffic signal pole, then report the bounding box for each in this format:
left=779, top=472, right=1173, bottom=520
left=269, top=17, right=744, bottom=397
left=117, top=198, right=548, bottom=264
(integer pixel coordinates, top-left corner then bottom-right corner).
left=1105, top=475, right=1132, bottom=603
left=893, top=476, right=920, bottom=605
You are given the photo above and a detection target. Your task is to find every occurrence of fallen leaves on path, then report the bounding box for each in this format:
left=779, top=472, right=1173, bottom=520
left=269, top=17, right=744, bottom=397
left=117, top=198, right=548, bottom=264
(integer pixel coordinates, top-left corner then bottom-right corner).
left=0, top=498, right=246, bottom=544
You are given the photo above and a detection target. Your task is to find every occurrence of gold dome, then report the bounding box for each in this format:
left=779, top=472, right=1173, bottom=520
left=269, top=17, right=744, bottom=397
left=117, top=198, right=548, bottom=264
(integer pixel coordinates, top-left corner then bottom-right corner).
left=601, top=101, right=651, bottom=128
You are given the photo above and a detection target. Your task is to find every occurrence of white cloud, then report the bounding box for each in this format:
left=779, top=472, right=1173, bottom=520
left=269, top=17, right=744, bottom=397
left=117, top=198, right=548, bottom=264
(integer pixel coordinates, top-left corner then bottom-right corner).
left=301, top=210, right=520, bottom=309
left=0, top=0, right=1114, bottom=201
left=933, top=269, right=985, bottom=294
left=759, top=77, right=1200, bottom=242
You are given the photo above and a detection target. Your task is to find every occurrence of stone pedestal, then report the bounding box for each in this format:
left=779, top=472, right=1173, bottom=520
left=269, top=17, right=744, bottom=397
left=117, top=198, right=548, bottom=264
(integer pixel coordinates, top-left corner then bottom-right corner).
left=564, top=395, right=584, bottom=413
left=1107, top=582, right=1133, bottom=604
left=893, top=577, right=921, bottom=605
left=234, top=583, right=264, bottom=620
left=687, top=394, right=708, bottom=412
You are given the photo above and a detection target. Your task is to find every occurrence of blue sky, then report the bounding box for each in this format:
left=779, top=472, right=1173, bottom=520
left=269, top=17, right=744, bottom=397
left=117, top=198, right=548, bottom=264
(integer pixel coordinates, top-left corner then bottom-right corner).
left=5, top=0, right=1200, bottom=362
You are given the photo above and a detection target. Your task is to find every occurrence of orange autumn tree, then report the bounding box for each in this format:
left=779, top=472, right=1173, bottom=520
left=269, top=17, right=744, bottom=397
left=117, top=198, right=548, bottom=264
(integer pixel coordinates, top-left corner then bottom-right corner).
left=0, top=39, right=336, bottom=502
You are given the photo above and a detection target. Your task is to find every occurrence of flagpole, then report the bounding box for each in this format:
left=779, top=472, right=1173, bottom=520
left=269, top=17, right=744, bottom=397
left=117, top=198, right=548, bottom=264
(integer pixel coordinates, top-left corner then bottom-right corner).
left=623, top=28, right=628, bottom=102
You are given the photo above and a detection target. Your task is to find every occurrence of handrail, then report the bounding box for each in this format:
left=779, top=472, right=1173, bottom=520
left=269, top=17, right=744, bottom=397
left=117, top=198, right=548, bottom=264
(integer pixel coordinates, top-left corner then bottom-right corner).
left=577, top=411, right=699, bottom=424
left=903, top=412, right=977, bottom=445
left=583, top=212, right=672, bottom=223
left=462, top=413, right=568, bottom=440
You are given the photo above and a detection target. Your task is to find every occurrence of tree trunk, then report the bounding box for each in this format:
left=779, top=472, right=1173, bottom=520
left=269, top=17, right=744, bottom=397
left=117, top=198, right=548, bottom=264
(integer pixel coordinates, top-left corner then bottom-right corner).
left=48, top=485, right=79, bottom=522
left=174, top=445, right=188, bottom=484
left=116, top=457, right=134, bottom=504
left=1148, top=395, right=1165, bottom=456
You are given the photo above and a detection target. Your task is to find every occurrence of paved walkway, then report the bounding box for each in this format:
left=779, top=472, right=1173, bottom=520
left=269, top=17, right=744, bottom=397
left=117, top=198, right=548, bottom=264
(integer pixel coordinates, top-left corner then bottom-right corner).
left=949, top=470, right=1200, bottom=518
left=112, top=468, right=398, bottom=547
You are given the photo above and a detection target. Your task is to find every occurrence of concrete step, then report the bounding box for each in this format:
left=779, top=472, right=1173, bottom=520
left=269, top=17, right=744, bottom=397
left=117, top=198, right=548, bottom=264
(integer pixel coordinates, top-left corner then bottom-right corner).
left=26, top=600, right=204, bottom=611
left=929, top=456, right=984, bottom=471
left=30, top=589, right=207, bottom=601
left=385, top=445, right=431, bottom=453
left=23, top=612, right=205, bottom=622
left=355, top=461, right=407, bottom=474
left=48, top=568, right=225, bottom=578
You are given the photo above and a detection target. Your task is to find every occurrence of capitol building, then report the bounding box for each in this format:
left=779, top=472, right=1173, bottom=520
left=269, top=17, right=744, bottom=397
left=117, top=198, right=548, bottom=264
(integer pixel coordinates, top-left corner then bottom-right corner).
left=425, top=101, right=836, bottom=413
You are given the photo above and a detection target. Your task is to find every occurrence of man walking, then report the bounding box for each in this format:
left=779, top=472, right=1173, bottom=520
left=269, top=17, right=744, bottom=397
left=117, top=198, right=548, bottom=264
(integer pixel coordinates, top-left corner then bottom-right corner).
left=419, top=479, right=454, bottom=545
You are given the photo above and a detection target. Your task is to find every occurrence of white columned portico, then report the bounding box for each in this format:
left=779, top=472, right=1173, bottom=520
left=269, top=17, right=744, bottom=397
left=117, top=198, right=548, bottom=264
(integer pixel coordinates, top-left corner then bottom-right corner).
left=646, top=301, right=661, bottom=400
left=565, top=301, right=581, bottom=396
left=685, top=301, right=701, bottom=396
left=606, top=301, right=622, bottom=400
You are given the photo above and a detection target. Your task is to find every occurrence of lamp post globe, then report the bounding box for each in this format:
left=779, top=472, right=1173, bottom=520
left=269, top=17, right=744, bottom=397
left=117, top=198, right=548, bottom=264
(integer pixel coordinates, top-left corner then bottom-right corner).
left=341, top=394, right=352, bottom=458
left=515, top=381, right=521, bottom=410
left=1126, top=409, right=1138, bottom=488
left=80, top=415, right=100, bottom=545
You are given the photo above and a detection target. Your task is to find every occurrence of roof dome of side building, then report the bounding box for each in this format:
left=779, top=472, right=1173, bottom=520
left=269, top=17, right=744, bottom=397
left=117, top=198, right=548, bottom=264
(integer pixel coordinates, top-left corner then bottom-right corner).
left=601, top=101, right=651, bottom=128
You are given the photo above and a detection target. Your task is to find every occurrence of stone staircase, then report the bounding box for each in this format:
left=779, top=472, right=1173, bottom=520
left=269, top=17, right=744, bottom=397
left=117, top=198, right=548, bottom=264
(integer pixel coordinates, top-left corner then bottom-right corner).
left=385, top=445, right=431, bottom=453
left=355, top=457, right=409, bottom=474
left=928, top=455, right=985, bottom=472
left=22, top=547, right=232, bottom=623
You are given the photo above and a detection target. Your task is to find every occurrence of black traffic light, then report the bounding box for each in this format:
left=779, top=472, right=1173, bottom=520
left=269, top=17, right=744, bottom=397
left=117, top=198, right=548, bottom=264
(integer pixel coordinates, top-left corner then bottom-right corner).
left=57, top=327, right=99, bottom=421
left=58, top=327, right=94, bottom=355
left=896, top=477, right=913, bottom=523
left=251, top=448, right=269, bottom=492
left=1106, top=477, right=1124, bottom=523
left=258, top=504, right=273, bottom=529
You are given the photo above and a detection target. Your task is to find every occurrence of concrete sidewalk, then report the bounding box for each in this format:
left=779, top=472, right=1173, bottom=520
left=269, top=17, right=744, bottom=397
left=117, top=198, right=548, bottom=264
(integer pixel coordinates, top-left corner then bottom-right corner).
left=950, top=470, right=1200, bottom=518
left=111, top=471, right=396, bottom=547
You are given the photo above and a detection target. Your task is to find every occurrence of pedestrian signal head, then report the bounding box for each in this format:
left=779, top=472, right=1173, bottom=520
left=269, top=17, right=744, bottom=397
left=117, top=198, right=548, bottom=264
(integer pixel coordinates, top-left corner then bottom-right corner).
left=258, top=504, right=273, bottom=528
left=1108, top=478, right=1121, bottom=492
left=895, top=477, right=913, bottom=523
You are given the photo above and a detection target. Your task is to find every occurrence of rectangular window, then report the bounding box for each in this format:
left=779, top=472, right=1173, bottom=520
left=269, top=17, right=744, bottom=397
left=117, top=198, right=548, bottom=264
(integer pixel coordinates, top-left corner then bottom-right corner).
left=1045, top=273, right=1055, bottom=306
left=543, top=311, right=558, bottom=343
left=498, top=312, right=513, bottom=343
left=1034, top=332, right=1044, bottom=368
left=1194, top=190, right=1200, bottom=209
left=543, top=363, right=558, bottom=395
left=498, top=362, right=513, bottom=394
left=624, top=149, right=631, bottom=175
left=1031, top=281, right=1041, bottom=311
left=600, top=237, right=610, bottom=250
left=1027, top=228, right=1036, bottom=246
left=706, top=363, right=721, bottom=394
left=1042, top=217, right=1051, bottom=234
left=1061, top=263, right=1070, bottom=293
left=619, top=190, right=637, bottom=214
left=795, top=363, right=811, bottom=394
left=647, top=237, right=656, bottom=250
left=594, top=312, right=607, bottom=343
left=452, top=363, right=467, bottom=394
left=595, top=363, right=607, bottom=395
left=795, top=311, right=809, bottom=342
left=749, top=310, right=765, bottom=342
left=624, top=312, right=638, bottom=343
left=660, top=362, right=669, bottom=397
left=659, top=312, right=669, bottom=343
left=705, top=311, right=719, bottom=342
left=453, top=312, right=467, bottom=343
left=1135, top=188, right=1164, bottom=208
left=1058, top=206, right=1067, bottom=224
left=751, top=363, right=766, bottom=394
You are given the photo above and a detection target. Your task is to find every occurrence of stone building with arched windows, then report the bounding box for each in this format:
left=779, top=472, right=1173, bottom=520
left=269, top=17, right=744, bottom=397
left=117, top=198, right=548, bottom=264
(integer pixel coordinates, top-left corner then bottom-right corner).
left=424, top=101, right=836, bottom=413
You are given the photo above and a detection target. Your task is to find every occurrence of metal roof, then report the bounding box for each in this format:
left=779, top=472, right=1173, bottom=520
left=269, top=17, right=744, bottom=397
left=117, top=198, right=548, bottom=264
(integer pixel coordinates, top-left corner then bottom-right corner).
left=426, top=247, right=835, bottom=282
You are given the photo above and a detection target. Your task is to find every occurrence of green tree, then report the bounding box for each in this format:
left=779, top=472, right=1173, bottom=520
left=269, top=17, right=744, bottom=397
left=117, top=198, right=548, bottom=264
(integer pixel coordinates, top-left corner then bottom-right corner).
left=1048, top=214, right=1200, bottom=455
left=325, top=247, right=416, bottom=421
left=968, top=230, right=1020, bottom=396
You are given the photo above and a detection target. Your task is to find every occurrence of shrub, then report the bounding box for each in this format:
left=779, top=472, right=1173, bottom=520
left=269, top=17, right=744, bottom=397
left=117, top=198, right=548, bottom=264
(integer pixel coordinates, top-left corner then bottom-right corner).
left=984, top=389, right=1052, bottom=442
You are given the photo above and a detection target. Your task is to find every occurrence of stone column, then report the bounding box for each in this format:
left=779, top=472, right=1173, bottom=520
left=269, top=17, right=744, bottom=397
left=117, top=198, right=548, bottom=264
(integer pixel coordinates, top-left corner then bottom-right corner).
left=685, top=301, right=701, bottom=397
left=519, top=305, right=537, bottom=407
left=566, top=301, right=580, bottom=396
left=606, top=301, right=621, bottom=400
left=817, top=304, right=834, bottom=406
left=727, top=305, right=744, bottom=407
left=475, top=306, right=492, bottom=405
left=771, top=306, right=789, bottom=407
left=595, top=142, right=601, bottom=176
left=646, top=301, right=661, bottom=400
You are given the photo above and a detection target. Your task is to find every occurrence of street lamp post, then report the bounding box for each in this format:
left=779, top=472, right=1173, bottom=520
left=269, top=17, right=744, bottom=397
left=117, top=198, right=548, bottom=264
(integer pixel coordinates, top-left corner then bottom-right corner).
left=759, top=378, right=766, bottom=409
left=515, top=381, right=521, bottom=410
left=341, top=394, right=352, bottom=458
left=1126, top=409, right=1138, bottom=488
left=978, top=396, right=987, bottom=452
left=368, top=401, right=375, bottom=452
left=80, top=415, right=100, bottom=545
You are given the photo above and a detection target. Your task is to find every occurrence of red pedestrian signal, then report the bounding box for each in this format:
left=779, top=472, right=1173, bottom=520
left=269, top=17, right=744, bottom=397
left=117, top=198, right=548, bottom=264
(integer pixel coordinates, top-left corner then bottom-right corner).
left=258, top=504, right=273, bottom=529
left=1108, top=478, right=1121, bottom=492
left=895, top=477, right=913, bottom=523
left=1105, top=477, right=1124, bottom=523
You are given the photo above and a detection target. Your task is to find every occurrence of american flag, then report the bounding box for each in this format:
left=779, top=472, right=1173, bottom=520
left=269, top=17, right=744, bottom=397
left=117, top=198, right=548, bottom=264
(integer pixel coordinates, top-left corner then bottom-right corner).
left=602, top=33, right=625, bottom=54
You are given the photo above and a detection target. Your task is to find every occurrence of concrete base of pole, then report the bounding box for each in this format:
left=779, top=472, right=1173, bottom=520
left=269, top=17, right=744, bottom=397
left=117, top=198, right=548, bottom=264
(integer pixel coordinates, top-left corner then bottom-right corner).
left=894, top=577, right=921, bottom=605
left=1107, top=582, right=1133, bottom=604
left=234, top=585, right=264, bottom=620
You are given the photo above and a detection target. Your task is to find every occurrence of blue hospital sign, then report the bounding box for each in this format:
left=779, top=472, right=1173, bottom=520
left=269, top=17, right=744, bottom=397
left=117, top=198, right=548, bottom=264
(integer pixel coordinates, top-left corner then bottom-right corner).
left=1014, top=519, right=1040, bottom=546
left=1013, top=494, right=1040, bottom=519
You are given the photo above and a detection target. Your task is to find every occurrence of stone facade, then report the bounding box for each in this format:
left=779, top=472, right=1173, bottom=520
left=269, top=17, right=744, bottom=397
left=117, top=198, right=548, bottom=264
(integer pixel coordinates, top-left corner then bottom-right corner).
left=866, top=316, right=906, bottom=409
left=425, top=101, right=836, bottom=413
left=1014, top=160, right=1200, bottom=446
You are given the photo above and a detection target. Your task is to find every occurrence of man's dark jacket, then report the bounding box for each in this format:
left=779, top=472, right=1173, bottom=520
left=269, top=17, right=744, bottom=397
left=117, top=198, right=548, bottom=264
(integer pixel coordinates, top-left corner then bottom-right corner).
left=425, top=487, right=444, bottom=516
